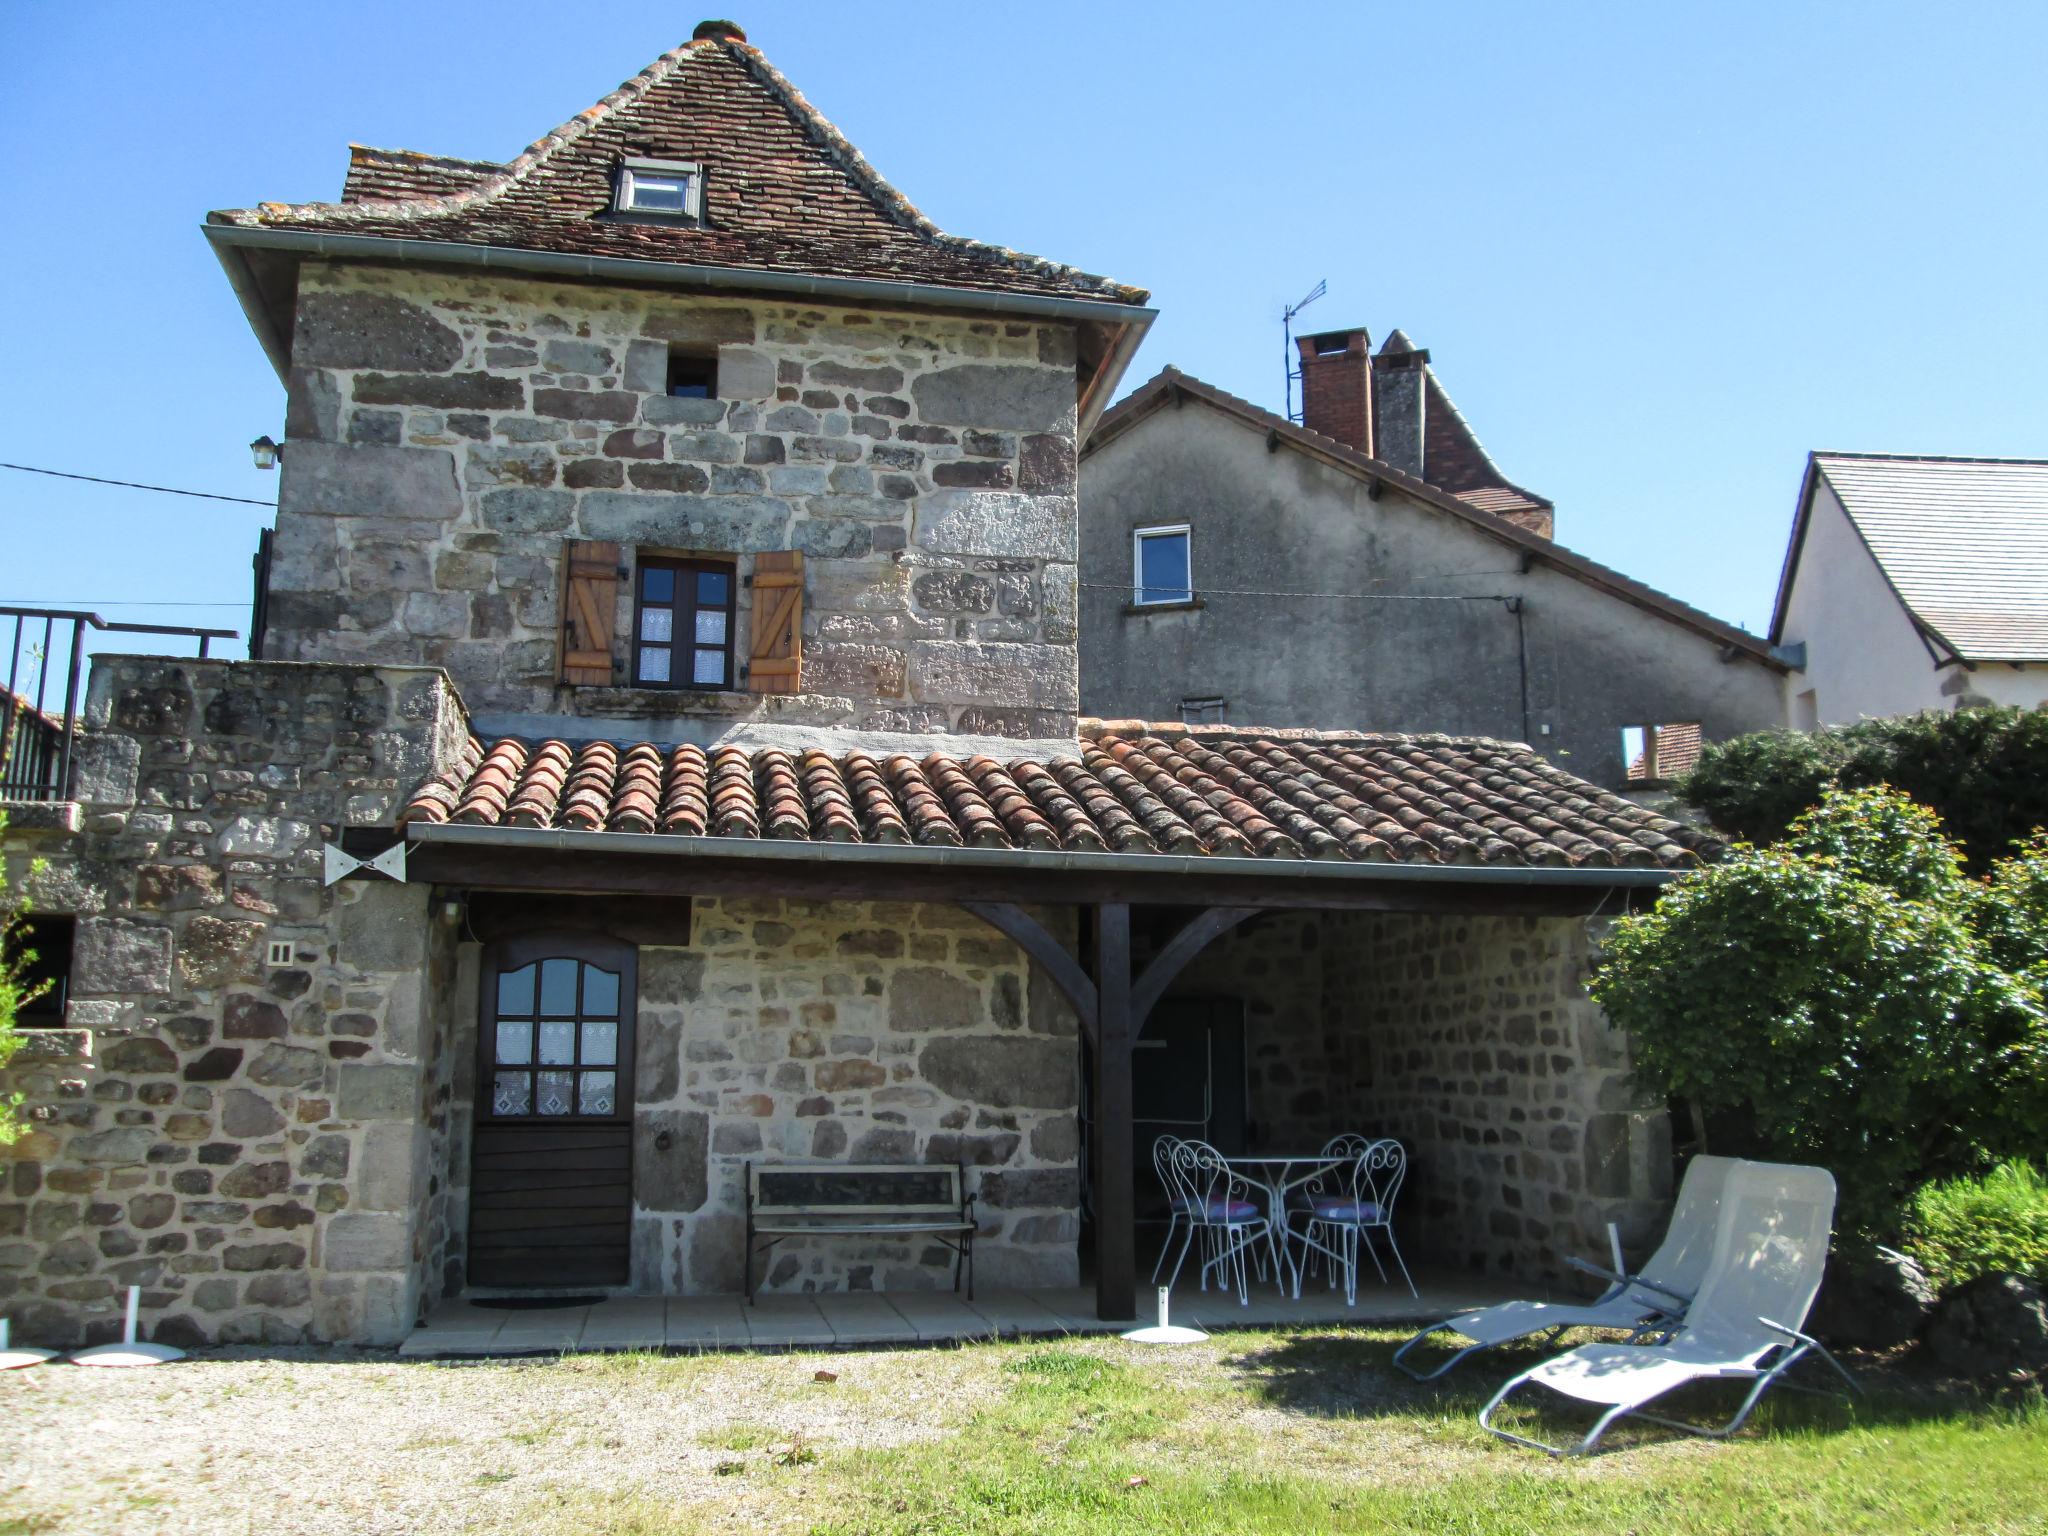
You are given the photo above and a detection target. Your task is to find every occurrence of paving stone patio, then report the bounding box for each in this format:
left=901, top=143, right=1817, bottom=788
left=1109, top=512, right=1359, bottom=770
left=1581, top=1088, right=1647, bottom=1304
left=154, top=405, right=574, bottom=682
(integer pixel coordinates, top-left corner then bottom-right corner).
left=398, top=1268, right=1527, bottom=1356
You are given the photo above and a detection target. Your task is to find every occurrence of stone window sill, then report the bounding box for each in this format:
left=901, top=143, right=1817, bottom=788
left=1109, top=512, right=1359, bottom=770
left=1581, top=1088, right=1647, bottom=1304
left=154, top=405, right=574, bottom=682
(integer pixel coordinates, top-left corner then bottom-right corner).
left=0, top=799, right=82, bottom=833
left=11, top=1028, right=91, bottom=1063
left=572, top=686, right=756, bottom=720
left=1122, top=597, right=1205, bottom=616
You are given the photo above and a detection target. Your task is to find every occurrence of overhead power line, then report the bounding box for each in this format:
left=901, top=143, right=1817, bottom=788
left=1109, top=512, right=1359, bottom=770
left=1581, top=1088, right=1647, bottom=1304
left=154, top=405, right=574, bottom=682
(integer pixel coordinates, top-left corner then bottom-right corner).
left=0, top=598, right=245, bottom=609
left=0, top=461, right=275, bottom=508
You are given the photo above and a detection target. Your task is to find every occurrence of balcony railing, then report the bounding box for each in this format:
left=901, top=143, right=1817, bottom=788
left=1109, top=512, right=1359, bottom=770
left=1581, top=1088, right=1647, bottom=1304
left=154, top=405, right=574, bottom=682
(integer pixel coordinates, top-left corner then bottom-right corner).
left=1, top=607, right=239, bottom=803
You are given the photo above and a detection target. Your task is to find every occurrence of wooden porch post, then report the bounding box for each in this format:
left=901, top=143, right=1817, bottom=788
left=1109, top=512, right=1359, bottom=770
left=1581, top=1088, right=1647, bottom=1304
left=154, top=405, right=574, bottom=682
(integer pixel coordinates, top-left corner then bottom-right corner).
left=1092, top=901, right=1137, bottom=1322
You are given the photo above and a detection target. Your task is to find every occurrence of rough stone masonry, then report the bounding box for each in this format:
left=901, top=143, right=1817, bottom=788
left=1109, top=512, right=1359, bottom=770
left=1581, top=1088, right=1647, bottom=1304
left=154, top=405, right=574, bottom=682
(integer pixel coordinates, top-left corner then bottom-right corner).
left=267, top=262, right=1085, bottom=737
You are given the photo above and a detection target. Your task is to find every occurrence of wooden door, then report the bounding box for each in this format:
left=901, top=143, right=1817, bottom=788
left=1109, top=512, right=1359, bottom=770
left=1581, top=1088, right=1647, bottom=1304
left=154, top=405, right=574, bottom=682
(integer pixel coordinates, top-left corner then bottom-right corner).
left=1131, top=997, right=1247, bottom=1226
left=469, top=933, right=637, bottom=1288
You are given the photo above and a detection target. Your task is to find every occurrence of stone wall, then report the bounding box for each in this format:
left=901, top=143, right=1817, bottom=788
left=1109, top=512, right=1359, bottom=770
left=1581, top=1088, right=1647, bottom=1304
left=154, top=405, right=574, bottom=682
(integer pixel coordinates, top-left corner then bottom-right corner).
left=0, top=657, right=467, bottom=1347
left=628, top=897, right=1081, bottom=1294
left=1152, top=909, right=1668, bottom=1279
left=1326, top=912, right=1670, bottom=1278
left=1159, top=912, right=1349, bottom=1146
left=271, top=261, right=1083, bottom=736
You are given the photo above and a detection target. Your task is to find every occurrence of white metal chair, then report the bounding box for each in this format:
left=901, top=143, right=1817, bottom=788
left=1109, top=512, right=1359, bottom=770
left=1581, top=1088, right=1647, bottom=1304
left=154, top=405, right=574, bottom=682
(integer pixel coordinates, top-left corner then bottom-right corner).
left=1479, top=1159, right=1858, bottom=1456
left=1156, top=1138, right=1272, bottom=1305
left=1149, top=1133, right=1186, bottom=1285
left=1300, top=1138, right=1415, bottom=1302
left=1393, top=1153, right=1735, bottom=1380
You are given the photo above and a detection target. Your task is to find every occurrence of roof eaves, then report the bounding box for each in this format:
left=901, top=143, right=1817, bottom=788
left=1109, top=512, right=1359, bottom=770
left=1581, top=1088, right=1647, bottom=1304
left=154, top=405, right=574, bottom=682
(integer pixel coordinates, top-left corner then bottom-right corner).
left=1091, top=369, right=1785, bottom=671
left=403, top=818, right=1680, bottom=890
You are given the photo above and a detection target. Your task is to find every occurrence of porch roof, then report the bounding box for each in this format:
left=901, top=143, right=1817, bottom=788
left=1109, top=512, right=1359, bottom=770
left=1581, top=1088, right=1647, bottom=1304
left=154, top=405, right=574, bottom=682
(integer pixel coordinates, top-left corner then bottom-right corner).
left=399, top=720, right=1716, bottom=880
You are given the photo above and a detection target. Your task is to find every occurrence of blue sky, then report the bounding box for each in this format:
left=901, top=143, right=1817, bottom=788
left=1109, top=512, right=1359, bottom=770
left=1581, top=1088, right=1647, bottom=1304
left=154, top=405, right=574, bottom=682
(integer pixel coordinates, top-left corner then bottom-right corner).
left=4, top=1, right=2045, bottom=667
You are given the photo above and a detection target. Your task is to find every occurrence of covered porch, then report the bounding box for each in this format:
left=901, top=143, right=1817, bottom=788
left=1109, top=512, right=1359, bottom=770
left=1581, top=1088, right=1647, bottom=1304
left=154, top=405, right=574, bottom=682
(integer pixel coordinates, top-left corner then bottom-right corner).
left=397, top=722, right=1710, bottom=1329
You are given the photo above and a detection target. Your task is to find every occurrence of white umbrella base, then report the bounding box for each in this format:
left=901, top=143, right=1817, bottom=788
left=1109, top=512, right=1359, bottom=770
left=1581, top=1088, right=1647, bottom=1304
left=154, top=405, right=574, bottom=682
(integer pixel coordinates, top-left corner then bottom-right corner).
left=69, top=1343, right=185, bottom=1367
left=1120, top=1324, right=1210, bottom=1344
left=0, top=1347, right=59, bottom=1369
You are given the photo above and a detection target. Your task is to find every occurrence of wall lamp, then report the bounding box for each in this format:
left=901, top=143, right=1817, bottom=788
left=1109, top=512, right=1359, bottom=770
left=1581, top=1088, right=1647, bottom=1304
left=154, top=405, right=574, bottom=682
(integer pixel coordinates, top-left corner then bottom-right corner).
left=249, top=435, right=281, bottom=470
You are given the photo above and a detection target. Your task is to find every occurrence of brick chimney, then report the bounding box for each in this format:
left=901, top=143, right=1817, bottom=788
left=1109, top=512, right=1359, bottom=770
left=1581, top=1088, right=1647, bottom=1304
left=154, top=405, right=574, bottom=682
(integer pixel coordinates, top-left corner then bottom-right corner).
left=1296, top=327, right=1374, bottom=456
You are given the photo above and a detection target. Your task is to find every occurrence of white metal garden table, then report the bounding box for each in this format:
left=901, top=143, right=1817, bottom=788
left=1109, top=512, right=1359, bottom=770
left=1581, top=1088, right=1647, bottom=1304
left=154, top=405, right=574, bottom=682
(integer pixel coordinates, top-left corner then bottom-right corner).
left=1222, top=1152, right=1350, bottom=1299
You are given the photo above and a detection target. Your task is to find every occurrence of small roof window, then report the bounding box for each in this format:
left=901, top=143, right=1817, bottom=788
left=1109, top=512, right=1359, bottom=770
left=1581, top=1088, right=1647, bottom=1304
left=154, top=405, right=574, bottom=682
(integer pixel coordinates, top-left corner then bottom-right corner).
left=616, top=157, right=703, bottom=221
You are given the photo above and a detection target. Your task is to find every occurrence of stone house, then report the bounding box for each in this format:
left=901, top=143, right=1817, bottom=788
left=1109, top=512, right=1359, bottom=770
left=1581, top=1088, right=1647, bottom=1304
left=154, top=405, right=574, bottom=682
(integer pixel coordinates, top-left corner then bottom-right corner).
left=1770, top=452, right=2048, bottom=725
left=2, top=21, right=1709, bottom=1348
left=1079, top=343, right=1792, bottom=788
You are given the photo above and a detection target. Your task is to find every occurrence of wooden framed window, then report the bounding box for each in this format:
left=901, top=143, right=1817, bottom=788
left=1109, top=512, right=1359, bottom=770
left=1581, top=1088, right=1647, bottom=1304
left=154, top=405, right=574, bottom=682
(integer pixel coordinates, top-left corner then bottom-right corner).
left=632, top=556, right=736, bottom=689
left=481, top=935, right=637, bottom=1123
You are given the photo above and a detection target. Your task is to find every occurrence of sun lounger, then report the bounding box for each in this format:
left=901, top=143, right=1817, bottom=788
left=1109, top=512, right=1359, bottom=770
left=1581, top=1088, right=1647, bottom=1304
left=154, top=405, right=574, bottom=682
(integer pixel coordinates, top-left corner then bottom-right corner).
left=1478, top=1159, right=1857, bottom=1456
left=1392, top=1154, right=1734, bottom=1380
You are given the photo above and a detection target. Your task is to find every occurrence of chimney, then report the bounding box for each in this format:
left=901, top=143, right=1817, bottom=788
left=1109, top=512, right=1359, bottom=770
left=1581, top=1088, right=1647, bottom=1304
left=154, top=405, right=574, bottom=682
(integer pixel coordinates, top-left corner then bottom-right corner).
left=1295, top=327, right=1373, bottom=456
left=1370, top=330, right=1429, bottom=479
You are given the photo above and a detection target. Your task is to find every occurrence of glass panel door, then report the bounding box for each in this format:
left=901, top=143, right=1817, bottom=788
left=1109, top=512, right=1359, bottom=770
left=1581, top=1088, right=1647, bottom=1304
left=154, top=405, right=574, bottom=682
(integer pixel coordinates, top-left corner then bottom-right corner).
left=484, top=955, right=627, bottom=1121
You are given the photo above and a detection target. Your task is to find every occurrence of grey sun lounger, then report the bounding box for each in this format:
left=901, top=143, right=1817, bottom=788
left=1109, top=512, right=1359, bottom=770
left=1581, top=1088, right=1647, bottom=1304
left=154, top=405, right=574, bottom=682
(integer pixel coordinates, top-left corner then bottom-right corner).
left=1478, top=1159, right=1857, bottom=1456
left=1393, top=1153, right=1734, bottom=1380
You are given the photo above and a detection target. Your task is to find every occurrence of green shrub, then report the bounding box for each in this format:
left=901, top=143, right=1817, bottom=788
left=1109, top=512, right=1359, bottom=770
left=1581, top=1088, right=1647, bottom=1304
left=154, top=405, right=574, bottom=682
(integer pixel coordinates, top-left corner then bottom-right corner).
left=1590, top=786, right=2048, bottom=1235
left=1905, top=1161, right=2048, bottom=1291
left=1681, top=706, right=2048, bottom=872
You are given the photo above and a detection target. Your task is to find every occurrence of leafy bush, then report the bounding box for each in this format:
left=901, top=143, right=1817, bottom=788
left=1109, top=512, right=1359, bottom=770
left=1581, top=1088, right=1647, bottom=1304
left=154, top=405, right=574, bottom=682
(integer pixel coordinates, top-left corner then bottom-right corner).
left=1681, top=707, right=2048, bottom=872
left=0, top=812, right=39, bottom=1145
left=1905, top=1162, right=2048, bottom=1291
left=1591, top=786, right=2048, bottom=1235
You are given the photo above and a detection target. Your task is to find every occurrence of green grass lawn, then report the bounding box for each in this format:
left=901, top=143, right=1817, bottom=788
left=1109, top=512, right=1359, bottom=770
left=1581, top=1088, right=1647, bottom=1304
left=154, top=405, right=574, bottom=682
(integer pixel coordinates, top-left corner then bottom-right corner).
left=7, top=1325, right=2042, bottom=1535
left=517, top=1328, right=2048, bottom=1536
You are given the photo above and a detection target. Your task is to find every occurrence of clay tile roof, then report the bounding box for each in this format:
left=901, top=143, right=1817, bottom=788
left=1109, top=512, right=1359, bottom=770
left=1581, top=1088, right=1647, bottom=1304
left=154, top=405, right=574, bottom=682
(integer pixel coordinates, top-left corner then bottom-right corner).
left=401, top=724, right=1720, bottom=872
left=213, top=33, right=1145, bottom=308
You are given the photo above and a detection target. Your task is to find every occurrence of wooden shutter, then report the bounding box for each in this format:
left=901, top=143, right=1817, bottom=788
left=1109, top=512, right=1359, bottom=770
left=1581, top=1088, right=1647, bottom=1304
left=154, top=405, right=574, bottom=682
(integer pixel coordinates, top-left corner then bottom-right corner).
left=559, top=539, right=621, bottom=687
left=747, top=550, right=805, bottom=695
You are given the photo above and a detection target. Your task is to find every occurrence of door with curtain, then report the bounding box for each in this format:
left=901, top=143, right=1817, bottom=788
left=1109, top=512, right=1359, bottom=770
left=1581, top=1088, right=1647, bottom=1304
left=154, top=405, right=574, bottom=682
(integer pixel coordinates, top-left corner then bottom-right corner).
left=468, top=933, right=637, bottom=1288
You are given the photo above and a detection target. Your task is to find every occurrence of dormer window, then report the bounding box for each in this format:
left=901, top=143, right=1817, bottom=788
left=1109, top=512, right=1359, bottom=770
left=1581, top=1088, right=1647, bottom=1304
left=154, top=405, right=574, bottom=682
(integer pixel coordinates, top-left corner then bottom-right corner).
left=615, top=156, right=703, bottom=221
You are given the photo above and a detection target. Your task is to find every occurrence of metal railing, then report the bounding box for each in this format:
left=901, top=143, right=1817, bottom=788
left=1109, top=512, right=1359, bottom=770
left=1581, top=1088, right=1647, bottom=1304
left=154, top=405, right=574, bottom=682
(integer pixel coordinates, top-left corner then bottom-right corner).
left=1, top=607, right=239, bottom=802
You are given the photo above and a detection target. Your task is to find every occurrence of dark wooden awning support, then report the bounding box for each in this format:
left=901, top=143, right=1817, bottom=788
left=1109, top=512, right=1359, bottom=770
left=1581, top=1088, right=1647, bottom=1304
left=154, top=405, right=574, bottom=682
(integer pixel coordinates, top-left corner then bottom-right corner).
left=957, top=901, right=1098, bottom=1045
left=1093, top=902, right=1136, bottom=1322
left=956, top=901, right=1268, bottom=1323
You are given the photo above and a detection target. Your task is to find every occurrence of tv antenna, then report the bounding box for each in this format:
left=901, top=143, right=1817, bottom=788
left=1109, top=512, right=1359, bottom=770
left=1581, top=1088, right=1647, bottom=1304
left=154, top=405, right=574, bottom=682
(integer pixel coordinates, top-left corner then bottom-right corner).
left=1282, top=279, right=1328, bottom=423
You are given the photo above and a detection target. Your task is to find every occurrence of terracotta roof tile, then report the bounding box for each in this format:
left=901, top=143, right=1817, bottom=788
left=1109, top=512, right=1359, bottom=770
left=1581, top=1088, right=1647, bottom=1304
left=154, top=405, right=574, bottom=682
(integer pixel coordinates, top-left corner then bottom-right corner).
left=215, top=36, right=1144, bottom=308
left=402, top=723, right=1719, bottom=871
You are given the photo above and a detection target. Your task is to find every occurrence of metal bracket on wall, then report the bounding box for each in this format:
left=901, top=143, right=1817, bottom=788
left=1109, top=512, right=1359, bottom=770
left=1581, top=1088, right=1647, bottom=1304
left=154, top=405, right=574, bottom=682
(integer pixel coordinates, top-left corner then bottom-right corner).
left=322, top=841, right=409, bottom=887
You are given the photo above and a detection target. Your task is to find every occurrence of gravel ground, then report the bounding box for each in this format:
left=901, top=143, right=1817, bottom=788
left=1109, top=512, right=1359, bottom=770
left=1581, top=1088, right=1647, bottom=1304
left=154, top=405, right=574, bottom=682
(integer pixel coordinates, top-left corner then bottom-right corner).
left=1, top=1344, right=999, bottom=1536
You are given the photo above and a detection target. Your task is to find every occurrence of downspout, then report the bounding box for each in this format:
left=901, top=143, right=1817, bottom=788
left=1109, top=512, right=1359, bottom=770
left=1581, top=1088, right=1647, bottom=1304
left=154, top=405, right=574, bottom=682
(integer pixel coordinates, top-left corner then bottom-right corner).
left=1508, top=595, right=1532, bottom=746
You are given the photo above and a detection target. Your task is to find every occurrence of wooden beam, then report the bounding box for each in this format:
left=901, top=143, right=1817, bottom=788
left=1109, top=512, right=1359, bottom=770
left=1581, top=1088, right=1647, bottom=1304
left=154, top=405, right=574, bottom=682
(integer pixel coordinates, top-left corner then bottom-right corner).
left=410, top=845, right=1645, bottom=918
left=1131, top=906, right=1261, bottom=1026
left=958, top=902, right=1098, bottom=1046
left=1092, top=902, right=1136, bottom=1322
left=464, top=892, right=694, bottom=947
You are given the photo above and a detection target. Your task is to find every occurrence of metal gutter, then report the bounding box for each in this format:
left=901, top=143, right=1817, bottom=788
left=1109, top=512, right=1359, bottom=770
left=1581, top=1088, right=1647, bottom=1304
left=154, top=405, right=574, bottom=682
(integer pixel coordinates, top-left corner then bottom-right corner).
left=207, top=236, right=293, bottom=381
left=204, top=224, right=1157, bottom=386
left=404, top=819, right=1680, bottom=889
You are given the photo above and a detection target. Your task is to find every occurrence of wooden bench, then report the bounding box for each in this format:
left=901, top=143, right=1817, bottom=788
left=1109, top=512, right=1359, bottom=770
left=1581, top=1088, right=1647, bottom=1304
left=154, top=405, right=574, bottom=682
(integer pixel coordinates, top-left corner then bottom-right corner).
left=743, top=1162, right=976, bottom=1303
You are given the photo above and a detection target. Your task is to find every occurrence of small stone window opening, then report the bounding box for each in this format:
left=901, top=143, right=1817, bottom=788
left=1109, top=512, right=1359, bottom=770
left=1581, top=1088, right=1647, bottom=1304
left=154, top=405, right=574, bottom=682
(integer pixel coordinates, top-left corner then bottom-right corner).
left=7, top=914, right=73, bottom=1027
left=1623, top=722, right=1702, bottom=784
left=666, top=352, right=717, bottom=399
left=615, top=156, right=703, bottom=221
left=1181, top=697, right=1227, bottom=726
left=1132, top=524, right=1193, bottom=607
left=632, top=555, right=737, bottom=689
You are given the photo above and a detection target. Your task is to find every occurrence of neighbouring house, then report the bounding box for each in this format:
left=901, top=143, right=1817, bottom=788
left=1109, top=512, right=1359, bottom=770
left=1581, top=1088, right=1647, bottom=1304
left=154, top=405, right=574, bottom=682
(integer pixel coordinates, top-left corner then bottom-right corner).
left=1, top=22, right=1704, bottom=1349
left=1079, top=340, right=1791, bottom=788
left=1770, top=452, right=2048, bottom=726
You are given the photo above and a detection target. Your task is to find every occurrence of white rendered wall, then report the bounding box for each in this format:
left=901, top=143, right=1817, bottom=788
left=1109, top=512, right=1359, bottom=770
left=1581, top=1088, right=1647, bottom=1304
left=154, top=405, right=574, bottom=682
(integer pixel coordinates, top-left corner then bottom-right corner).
left=1778, top=483, right=1947, bottom=724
